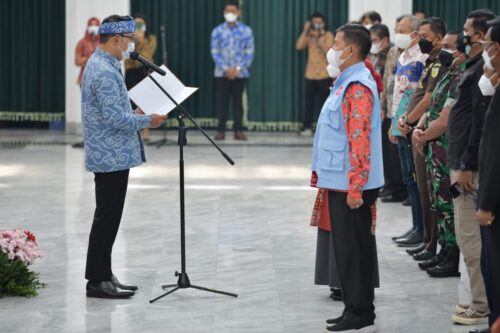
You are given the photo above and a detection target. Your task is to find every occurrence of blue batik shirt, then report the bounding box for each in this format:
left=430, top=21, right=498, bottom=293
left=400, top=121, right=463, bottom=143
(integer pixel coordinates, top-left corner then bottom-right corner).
left=81, top=47, right=152, bottom=173
left=210, top=21, right=254, bottom=78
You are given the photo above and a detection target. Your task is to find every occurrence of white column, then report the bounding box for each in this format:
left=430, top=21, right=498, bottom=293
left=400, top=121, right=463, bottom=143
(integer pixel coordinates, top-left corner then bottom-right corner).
left=348, top=0, right=413, bottom=36
left=65, top=0, right=130, bottom=134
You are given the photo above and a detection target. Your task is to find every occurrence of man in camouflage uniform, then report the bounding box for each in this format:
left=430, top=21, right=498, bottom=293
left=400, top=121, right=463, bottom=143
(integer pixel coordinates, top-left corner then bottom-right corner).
left=412, top=32, right=467, bottom=273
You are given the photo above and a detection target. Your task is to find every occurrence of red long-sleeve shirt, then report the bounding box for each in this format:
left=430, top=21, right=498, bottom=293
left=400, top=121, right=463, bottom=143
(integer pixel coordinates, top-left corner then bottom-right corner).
left=341, top=83, right=374, bottom=200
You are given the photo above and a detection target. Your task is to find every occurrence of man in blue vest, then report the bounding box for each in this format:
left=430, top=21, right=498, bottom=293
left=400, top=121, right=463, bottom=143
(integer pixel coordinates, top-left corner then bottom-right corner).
left=312, top=24, right=383, bottom=332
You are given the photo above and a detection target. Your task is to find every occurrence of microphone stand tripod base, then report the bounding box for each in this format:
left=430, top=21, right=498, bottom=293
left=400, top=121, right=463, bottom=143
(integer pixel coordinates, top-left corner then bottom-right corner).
left=149, top=271, right=238, bottom=304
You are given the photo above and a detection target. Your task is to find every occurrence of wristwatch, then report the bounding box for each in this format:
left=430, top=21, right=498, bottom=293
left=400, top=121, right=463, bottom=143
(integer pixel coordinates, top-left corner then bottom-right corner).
left=459, top=162, right=467, bottom=171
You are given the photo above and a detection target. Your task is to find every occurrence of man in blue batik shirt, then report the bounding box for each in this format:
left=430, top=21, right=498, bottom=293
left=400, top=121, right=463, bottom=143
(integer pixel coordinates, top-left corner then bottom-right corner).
left=211, top=1, right=254, bottom=141
left=81, top=14, right=166, bottom=299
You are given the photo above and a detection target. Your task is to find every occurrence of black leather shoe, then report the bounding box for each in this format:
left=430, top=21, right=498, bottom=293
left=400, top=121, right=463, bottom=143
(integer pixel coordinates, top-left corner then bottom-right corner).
left=378, top=187, right=392, bottom=198
left=418, top=254, right=445, bottom=270
left=402, top=197, right=411, bottom=206
left=111, top=275, right=138, bottom=291
left=392, top=228, right=414, bottom=241
left=329, top=287, right=342, bottom=301
left=396, top=232, right=423, bottom=247
left=326, top=308, right=347, bottom=325
left=381, top=194, right=407, bottom=203
left=86, top=281, right=135, bottom=299
left=427, top=258, right=460, bottom=277
left=326, top=314, right=344, bottom=325
left=427, top=245, right=460, bottom=277
left=406, top=243, right=426, bottom=255
left=413, top=249, right=435, bottom=261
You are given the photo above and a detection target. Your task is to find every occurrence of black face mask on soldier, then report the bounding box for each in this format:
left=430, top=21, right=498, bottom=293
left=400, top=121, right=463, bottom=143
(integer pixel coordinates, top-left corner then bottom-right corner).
left=418, top=38, right=434, bottom=54
left=439, top=49, right=454, bottom=67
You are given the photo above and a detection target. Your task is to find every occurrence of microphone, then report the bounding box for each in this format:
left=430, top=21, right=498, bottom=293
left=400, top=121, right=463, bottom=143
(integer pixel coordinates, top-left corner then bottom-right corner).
left=130, top=52, right=166, bottom=76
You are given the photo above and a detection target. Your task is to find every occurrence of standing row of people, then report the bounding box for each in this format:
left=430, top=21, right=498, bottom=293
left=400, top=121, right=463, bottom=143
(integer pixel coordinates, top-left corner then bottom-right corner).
left=309, top=8, right=500, bottom=333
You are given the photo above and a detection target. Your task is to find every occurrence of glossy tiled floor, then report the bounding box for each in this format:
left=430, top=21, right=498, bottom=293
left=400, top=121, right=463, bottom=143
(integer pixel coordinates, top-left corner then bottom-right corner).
left=0, top=130, right=488, bottom=332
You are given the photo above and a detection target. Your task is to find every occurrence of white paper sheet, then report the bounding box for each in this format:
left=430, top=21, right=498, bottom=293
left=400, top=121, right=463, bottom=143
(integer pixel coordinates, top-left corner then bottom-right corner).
left=128, top=65, right=198, bottom=116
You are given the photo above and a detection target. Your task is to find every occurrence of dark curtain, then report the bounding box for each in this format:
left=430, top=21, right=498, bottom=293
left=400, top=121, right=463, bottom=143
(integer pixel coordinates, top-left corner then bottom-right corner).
left=413, top=0, right=499, bottom=31
left=0, top=0, right=65, bottom=122
left=131, top=0, right=348, bottom=130
left=245, top=0, right=347, bottom=130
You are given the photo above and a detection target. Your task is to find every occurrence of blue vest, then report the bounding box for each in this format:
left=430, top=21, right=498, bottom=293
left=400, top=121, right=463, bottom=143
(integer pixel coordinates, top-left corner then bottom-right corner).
left=311, top=62, right=384, bottom=191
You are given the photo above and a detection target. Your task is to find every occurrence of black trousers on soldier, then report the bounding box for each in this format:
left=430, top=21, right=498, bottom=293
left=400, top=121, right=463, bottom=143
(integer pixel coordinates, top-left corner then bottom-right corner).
left=85, top=169, right=129, bottom=281
left=328, top=189, right=380, bottom=322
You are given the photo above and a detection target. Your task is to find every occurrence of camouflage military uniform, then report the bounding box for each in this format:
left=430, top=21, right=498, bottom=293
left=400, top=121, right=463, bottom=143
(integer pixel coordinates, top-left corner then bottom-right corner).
left=424, top=62, right=466, bottom=246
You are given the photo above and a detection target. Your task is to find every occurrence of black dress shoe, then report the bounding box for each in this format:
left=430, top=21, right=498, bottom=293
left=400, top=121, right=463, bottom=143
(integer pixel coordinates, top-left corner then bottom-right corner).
left=392, top=228, right=414, bottom=241
left=396, top=232, right=423, bottom=247
left=381, top=194, right=407, bottom=203
left=86, top=281, right=135, bottom=299
left=427, top=245, right=460, bottom=277
left=402, top=197, right=411, bottom=206
left=326, top=308, right=348, bottom=325
left=111, top=275, right=138, bottom=291
left=413, top=249, right=435, bottom=261
left=418, top=254, right=445, bottom=270
left=378, top=187, right=392, bottom=198
left=406, top=243, right=426, bottom=255
left=427, top=258, right=460, bottom=277
left=326, top=318, right=375, bottom=332
left=329, top=287, right=342, bottom=301
left=326, top=314, right=345, bottom=325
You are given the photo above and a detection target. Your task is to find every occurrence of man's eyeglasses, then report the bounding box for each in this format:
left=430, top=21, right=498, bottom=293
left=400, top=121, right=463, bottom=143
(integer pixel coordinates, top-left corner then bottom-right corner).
left=120, top=34, right=137, bottom=43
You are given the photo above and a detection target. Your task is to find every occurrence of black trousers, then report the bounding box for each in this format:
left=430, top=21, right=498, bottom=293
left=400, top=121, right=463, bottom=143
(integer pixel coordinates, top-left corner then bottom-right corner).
left=329, top=189, right=380, bottom=322
left=304, top=78, right=331, bottom=129
left=481, top=205, right=500, bottom=326
left=381, top=118, right=406, bottom=195
left=215, top=78, right=246, bottom=132
left=85, top=169, right=130, bottom=281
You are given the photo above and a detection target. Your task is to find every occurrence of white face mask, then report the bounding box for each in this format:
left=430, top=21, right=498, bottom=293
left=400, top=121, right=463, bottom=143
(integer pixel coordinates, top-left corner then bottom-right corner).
left=87, top=25, right=99, bottom=35
left=327, top=47, right=351, bottom=68
left=119, top=40, right=135, bottom=60
left=483, top=51, right=494, bottom=71
left=370, top=42, right=381, bottom=54
left=327, top=64, right=340, bottom=78
left=478, top=74, right=496, bottom=96
left=395, top=33, right=414, bottom=50
left=364, top=24, right=373, bottom=30
left=224, top=12, right=238, bottom=23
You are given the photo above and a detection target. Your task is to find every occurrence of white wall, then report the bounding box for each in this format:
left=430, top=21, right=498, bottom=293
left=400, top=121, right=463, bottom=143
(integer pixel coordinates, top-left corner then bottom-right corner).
left=65, top=0, right=130, bottom=134
left=349, top=0, right=413, bottom=37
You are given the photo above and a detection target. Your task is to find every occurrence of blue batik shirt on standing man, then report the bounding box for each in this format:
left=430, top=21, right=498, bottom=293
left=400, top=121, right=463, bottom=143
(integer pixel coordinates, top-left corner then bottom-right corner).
left=81, top=47, right=152, bottom=173
left=210, top=21, right=254, bottom=78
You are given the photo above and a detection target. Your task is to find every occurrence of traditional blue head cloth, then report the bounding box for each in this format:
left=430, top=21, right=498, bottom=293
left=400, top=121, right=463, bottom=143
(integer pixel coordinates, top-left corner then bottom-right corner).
left=98, top=20, right=136, bottom=34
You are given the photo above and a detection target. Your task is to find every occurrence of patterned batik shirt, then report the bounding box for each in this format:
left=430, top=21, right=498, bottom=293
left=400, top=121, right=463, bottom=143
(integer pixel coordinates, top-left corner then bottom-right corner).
left=210, top=21, right=254, bottom=78
left=341, top=83, right=375, bottom=200
left=81, top=47, right=151, bottom=173
left=391, top=43, right=427, bottom=118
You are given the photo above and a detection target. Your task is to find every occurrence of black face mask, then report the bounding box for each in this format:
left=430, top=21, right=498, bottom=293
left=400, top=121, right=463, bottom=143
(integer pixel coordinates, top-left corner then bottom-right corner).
left=457, top=32, right=467, bottom=53
left=418, top=38, right=434, bottom=54
left=439, top=50, right=454, bottom=67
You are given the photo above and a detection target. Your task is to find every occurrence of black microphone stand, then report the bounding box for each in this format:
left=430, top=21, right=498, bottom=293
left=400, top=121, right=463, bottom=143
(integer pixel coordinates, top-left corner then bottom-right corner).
left=143, top=69, right=238, bottom=304
left=148, top=25, right=173, bottom=148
